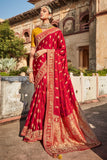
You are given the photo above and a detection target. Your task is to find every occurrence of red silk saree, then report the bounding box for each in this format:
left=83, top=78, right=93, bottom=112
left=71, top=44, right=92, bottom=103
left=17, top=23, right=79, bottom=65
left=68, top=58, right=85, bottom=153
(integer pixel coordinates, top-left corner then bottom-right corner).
left=21, top=26, right=101, bottom=157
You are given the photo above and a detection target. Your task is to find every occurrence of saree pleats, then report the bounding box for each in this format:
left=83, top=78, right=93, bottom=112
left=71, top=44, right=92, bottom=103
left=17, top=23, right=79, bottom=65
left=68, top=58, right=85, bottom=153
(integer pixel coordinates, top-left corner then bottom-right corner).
left=21, top=53, right=47, bottom=142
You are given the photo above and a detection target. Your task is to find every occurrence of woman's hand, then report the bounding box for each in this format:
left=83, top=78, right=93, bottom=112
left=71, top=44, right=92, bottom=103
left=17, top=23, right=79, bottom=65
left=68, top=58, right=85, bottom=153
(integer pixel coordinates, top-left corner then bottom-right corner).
left=29, top=72, right=34, bottom=84
left=36, top=49, right=47, bottom=56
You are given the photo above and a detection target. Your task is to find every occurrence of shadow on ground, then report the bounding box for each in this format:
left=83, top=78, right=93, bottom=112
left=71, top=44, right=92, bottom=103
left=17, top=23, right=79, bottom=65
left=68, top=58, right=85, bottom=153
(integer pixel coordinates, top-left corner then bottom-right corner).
left=83, top=103, right=107, bottom=160
left=18, top=99, right=107, bottom=160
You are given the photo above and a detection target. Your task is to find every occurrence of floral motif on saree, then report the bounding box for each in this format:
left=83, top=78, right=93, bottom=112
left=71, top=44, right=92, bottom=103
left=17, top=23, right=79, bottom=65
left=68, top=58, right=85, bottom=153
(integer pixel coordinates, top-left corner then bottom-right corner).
left=21, top=26, right=101, bottom=157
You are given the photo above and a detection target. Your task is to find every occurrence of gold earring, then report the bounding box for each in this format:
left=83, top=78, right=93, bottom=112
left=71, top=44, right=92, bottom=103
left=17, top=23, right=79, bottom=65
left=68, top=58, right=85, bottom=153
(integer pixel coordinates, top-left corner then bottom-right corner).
left=48, top=16, right=51, bottom=19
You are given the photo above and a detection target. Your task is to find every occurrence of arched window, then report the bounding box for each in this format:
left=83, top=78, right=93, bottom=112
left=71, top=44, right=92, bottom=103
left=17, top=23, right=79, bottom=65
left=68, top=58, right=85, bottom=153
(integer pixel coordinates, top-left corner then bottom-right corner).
left=51, top=19, right=59, bottom=27
left=80, top=12, right=89, bottom=31
left=63, top=17, right=75, bottom=36
left=27, top=54, right=30, bottom=66
left=23, top=32, right=29, bottom=43
left=15, top=32, right=20, bottom=38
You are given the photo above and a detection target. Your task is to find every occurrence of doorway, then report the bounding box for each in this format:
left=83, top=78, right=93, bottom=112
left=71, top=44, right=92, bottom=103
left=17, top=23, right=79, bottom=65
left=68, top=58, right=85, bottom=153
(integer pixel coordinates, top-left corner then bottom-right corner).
left=79, top=46, right=89, bottom=69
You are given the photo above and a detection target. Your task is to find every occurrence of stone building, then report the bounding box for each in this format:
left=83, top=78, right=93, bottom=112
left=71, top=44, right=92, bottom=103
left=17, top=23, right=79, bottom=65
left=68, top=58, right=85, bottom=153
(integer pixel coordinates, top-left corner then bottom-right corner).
left=8, top=0, right=107, bottom=71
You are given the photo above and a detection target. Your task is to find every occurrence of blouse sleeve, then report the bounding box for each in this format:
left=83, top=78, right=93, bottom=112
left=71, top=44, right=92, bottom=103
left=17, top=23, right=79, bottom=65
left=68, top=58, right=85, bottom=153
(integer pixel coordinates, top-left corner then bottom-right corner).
left=31, top=29, right=36, bottom=48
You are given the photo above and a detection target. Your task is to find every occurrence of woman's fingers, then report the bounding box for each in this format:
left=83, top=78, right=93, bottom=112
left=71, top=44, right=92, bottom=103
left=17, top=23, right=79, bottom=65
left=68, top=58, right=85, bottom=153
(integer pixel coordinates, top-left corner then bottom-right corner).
left=29, top=78, right=34, bottom=84
left=29, top=73, right=34, bottom=84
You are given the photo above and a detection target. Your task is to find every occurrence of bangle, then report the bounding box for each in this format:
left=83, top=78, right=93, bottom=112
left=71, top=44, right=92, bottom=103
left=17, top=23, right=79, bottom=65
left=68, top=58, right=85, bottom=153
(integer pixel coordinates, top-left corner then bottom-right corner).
left=27, top=67, right=33, bottom=74
left=35, top=52, right=38, bottom=56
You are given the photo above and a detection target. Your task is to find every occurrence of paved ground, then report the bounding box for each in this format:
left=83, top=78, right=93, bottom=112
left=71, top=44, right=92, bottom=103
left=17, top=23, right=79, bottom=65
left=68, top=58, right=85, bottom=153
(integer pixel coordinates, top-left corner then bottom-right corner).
left=0, top=97, right=107, bottom=160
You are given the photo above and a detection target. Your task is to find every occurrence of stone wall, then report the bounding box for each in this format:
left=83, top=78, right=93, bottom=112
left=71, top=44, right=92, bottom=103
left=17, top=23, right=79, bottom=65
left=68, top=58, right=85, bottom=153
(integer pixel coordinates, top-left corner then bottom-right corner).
left=65, top=32, right=89, bottom=68
left=0, top=74, right=107, bottom=119
left=89, top=0, right=107, bottom=70
left=70, top=73, right=107, bottom=102
left=0, top=76, right=34, bottom=119
left=89, top=19, right=96, bottom=70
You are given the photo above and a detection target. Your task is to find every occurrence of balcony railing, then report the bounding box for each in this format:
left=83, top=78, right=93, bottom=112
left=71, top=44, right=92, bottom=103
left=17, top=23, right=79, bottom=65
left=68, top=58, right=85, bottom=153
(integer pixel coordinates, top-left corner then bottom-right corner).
left=80, top=23, right=89, bottom=31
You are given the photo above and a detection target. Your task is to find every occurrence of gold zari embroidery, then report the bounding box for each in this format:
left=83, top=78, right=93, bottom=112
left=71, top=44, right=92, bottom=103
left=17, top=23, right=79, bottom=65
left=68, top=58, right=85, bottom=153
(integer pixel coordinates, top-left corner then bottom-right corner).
left=21, top=126, right=42, bottom=141
left=34, top=62, right=47, bottom=89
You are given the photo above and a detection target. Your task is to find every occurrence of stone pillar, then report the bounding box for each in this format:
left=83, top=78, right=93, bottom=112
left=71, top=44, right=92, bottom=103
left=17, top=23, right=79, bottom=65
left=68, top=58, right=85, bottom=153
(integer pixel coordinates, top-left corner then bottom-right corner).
left=96, top=0, right=107, bottom=70
left=75, top=7, right=80, bottom=32
left=89, top=0, right=96, bottom=70
left=89, top=0, right=107, bottom=70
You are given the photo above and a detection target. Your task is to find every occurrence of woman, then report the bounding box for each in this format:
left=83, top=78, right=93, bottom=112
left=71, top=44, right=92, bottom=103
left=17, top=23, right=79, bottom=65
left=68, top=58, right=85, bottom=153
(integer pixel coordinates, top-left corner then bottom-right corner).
left=21, top=5, right=101, bottom=159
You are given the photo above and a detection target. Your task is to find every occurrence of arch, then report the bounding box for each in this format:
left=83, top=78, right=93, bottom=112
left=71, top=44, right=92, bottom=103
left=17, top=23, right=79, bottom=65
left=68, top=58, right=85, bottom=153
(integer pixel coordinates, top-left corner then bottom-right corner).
left=24, top=32, right=29, bottom=43
left=22, top=28, right=30, bottom=43
left=15, top=32, right=20, bottom=37
left=51, top=19, right=59, bottom=27
left=63, top=17, right=75, bottom=36
left=80, top=10, right=89, bottom=31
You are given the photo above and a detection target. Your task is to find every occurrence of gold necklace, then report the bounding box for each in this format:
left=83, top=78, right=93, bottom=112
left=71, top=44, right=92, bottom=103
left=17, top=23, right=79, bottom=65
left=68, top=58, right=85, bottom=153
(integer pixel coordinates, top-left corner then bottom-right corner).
left=40, top=23, right=53, bottom=29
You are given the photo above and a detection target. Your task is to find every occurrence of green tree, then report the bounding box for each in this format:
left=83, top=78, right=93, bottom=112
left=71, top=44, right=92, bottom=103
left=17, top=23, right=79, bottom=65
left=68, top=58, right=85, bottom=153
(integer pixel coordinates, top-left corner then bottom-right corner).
left=0, top=20, right=27, bottom=60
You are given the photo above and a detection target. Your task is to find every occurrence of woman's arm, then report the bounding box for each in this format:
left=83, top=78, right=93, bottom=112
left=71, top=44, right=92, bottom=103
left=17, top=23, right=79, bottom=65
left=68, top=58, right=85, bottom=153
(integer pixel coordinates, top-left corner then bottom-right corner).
left=28, top=47, right=35, bottom=84
left=29, top=47, right=35, bottom=69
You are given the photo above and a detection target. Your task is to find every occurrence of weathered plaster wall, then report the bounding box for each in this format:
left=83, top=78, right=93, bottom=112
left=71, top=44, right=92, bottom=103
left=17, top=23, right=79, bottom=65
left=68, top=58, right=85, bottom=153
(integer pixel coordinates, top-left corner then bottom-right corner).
left=10, top=0, right=90, bottom=69
left=0, top=76, right=34, bottom=119
left=96, top=15, right=107, bottom=70
left=11, top=19, right=34, bottom=54
left=89, top=19, right=96, bottom=70
left=96, top=0, right=107, bottom=70
left=65, top=32, right=89, bottom=68
left=88, top=0, right=96, bottom=70
left=0, top=74, right=107, bottom=119
left=97, top=0, right=107, bottom=12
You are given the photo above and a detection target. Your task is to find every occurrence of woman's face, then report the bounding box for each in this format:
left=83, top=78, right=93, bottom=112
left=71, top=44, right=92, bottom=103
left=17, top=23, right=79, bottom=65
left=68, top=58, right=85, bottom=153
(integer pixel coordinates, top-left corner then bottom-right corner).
left=40, top=6, right=50, bottom=20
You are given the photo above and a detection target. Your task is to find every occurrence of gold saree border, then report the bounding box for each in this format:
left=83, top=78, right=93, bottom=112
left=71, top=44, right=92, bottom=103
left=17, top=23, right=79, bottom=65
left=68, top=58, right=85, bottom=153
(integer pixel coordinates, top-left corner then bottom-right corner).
left=43, top=49, right=101, bottom=157
left=51, top=109, right=101, bottom=154
left=35, top=27, right=60, bottom=47
left=35, top=50, right=46, bottom=59
left=43, top=49, right=55, bottom=156
left=34, top=61, right=47, bottom=89
left=21, top=126, right=42, bottom=142
left=44, top=108, right=101, bottom=156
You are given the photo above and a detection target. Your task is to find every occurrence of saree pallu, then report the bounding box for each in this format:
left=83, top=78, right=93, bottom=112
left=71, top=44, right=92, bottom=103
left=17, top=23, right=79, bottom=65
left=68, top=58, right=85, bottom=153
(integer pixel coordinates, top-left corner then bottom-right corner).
left=21, top=27, right=101, bottom=157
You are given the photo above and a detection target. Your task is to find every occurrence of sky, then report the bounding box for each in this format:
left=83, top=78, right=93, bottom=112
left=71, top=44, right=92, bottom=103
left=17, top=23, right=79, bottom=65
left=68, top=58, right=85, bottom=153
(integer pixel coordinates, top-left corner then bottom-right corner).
left=0, top=0, right=34, bottom=20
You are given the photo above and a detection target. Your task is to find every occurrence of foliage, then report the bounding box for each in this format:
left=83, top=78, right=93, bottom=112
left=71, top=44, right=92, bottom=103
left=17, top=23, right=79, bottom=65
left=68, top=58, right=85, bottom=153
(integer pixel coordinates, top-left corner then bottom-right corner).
left=9, top=66, right=28, bottom=76
left=82, top=70, right=94, bottom=76
left=0, top=20, right=27, bottom=60
left=96, top=68, right=107, bottom=76
left=68, top=65, right=80, bottom=76
left=0, top=58, right=17, bottom=72
left=0, top=66, right=28, bottom=76
left=0, top=72, right=10, bottom=76
left=9, top=70, right=21, bottom=76
left=19, top=66, right=28, bottom=73
left=68, top=65, right=107, bottom=76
